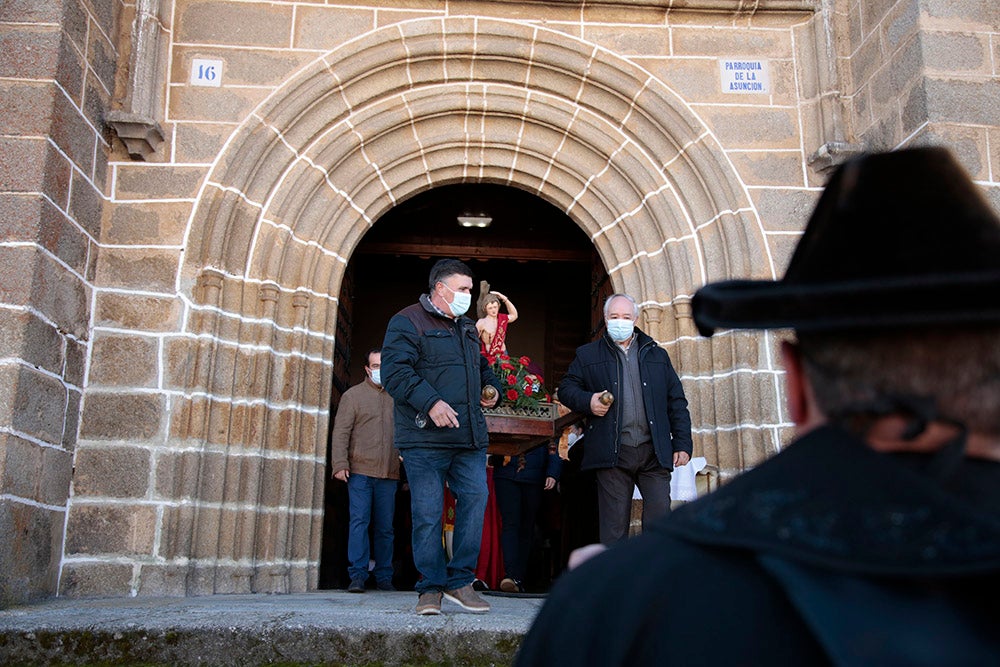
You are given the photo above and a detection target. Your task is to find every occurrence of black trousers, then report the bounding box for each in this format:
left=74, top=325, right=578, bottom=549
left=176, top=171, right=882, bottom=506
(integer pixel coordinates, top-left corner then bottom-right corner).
left=494, top=476, right=544, bottom=581
left=595, top=441, right=670, bottom=545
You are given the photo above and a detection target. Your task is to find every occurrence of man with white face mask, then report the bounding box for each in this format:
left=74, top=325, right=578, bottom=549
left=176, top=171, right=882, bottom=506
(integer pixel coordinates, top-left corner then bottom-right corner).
left=331, top=348, right=399, bottom=593
left=381, top=258, right=503, bottom=616
left=557, top=293, right=692, bottom=545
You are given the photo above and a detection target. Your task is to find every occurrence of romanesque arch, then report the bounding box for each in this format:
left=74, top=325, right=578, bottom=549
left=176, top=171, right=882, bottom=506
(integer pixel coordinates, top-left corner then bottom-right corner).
left=165, top=17, right=776, bottom=594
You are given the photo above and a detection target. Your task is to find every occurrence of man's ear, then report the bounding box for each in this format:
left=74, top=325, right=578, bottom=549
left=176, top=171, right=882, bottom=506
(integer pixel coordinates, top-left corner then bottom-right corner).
left=781, top=340, right=812, bottom=429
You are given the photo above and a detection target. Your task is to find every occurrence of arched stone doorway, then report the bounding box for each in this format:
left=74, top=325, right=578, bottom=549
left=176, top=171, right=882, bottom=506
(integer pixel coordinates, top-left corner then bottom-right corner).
left=318, top=182, right=600, bottom=589
left=86, top=16, right=779, bottom=595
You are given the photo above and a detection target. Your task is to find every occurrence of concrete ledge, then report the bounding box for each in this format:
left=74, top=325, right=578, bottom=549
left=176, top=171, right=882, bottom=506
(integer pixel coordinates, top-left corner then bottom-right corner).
left=0, top=591, right=544, bottom=665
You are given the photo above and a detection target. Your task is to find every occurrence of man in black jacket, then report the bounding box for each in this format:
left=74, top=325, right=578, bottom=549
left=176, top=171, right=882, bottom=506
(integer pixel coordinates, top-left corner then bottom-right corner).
left=516, top=147, right=1000, bottom=665
left=557, top=293, right=692, bottom=545
left=381, top=258, right=502, bottom=616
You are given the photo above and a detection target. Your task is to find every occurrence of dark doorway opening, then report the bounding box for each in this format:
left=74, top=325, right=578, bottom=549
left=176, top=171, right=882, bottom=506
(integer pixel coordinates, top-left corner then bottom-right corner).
left=318, top=183, right=609, bottom=591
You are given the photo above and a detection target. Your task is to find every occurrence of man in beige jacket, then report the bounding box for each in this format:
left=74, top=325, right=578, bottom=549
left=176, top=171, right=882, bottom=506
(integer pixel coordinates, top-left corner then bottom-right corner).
left=331, top=348, right=400, bottom=593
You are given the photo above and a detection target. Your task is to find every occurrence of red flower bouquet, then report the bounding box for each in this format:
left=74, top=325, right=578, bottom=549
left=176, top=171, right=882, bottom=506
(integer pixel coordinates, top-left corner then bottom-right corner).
left=485, top=353, right=551, bottom=410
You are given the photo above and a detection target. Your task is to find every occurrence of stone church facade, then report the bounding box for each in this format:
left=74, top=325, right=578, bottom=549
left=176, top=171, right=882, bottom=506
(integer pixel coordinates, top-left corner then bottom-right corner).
left=1, top=0, right=997, bottom=604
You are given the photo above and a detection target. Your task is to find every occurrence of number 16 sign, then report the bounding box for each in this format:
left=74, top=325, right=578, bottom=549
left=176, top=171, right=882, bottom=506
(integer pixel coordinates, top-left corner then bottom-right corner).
left=191, top=58, right=223, bottom=88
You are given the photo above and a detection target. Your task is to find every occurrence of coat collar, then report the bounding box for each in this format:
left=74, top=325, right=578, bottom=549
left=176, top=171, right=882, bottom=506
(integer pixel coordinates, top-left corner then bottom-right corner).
left=660, top=425, right=1000, bottom=576
left=420, top=293, right=451, bottom=319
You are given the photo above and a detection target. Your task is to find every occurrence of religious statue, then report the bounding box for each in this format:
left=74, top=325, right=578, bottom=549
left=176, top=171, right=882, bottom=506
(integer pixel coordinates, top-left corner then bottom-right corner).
left=476, top=280, right=518, bottom=359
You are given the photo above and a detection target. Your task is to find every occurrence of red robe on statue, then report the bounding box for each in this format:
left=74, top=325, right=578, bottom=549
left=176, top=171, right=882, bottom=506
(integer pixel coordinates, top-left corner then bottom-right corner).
left=480, top=313, right=509, bottom=358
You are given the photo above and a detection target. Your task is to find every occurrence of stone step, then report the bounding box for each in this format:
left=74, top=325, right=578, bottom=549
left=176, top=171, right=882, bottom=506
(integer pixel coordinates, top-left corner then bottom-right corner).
left=0, top=591, right=545, bottom=665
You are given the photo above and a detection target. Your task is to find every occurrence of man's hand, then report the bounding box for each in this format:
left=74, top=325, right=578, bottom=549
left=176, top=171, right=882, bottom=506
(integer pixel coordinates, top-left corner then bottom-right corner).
left=568, top=543, right=607, bottom=570
left=589, top=392, right=611, bottom=416
left=333, top=468, right=349, bottom=482
left=480, top=390, right=499, bottom=409
left=429, top=399, right=460, bottom=428
left=544, top=476, right=556, bottom=491
left=673, top=451, right=690, bottom=467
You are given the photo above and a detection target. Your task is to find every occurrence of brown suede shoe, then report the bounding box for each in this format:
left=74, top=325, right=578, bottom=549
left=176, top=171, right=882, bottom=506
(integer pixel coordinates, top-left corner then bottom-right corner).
left=443, top=584, right=490, bottom=613
left=415, top=591, right=442, bottom=616
left=500, top=577, right=523, bottom=593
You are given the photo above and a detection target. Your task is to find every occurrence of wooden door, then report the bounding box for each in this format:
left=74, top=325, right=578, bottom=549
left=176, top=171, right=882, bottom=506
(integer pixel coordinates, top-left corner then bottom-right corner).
left=319, top=264, right=355, bottom=589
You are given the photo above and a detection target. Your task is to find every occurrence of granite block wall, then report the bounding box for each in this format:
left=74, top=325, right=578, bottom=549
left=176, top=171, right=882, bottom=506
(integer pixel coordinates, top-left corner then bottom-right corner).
left=0, top=0, right=996, bottom=601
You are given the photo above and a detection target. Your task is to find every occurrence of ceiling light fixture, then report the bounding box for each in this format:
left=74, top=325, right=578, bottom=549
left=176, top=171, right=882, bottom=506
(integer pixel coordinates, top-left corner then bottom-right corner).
left=457, top=215, right=492, bottom=228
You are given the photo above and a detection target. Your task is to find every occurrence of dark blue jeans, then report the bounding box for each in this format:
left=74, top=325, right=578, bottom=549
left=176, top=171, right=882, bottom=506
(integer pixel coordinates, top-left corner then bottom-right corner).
left=346, top=473, right=398, bottom=584
left=401, top=447, right=488, bottom=594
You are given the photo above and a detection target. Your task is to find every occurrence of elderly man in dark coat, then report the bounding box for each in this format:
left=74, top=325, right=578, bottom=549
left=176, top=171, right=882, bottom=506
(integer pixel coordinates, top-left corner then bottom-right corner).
left=557, top=292, right=693, bottom=545
left=515, top=146, right=1000, bottom=666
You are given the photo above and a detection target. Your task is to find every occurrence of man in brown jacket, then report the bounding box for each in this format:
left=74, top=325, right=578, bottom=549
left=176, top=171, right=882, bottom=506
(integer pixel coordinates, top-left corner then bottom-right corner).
left=331, top=347, right=400, bottom=593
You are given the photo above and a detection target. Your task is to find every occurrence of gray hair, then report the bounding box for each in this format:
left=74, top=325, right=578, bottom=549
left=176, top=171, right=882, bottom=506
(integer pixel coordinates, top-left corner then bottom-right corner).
left=798, top=326, right=1000, bottom=436
left=603, top=293, right=639, bottom=320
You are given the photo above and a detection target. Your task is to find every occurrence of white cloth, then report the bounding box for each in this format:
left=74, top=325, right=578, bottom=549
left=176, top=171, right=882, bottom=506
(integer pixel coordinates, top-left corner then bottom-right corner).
left=631, top=457, right=707, bottom=501
left=670, top=456, right=707, bottom=501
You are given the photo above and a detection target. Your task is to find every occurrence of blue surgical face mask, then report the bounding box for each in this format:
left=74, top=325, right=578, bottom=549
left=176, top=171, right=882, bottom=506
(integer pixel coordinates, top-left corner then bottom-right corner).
left=442, top=282, right=472, bottom=317
left=370, top=368, right=381, bottom=386
left=606, top=318, right=635, bottom=342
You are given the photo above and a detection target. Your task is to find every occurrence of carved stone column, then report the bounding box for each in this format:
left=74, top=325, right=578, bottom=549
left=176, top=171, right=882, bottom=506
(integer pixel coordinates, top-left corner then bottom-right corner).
left=641, top=305, right=664, bottom=340
left=286, top=290, right=313, bottom=592
left=229, top=284, right=280, bottom=591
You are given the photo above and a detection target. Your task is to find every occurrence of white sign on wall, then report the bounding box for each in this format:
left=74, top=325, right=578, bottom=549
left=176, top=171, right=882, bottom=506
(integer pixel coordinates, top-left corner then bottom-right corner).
left=719, top=59, right=770, bottom=94
left=190, top=58, right=223, bottom=87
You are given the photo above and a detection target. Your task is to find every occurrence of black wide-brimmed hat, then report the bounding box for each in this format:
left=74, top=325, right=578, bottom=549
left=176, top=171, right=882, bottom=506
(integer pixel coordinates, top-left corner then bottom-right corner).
left=692, top=146, right=1000, bottom=336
